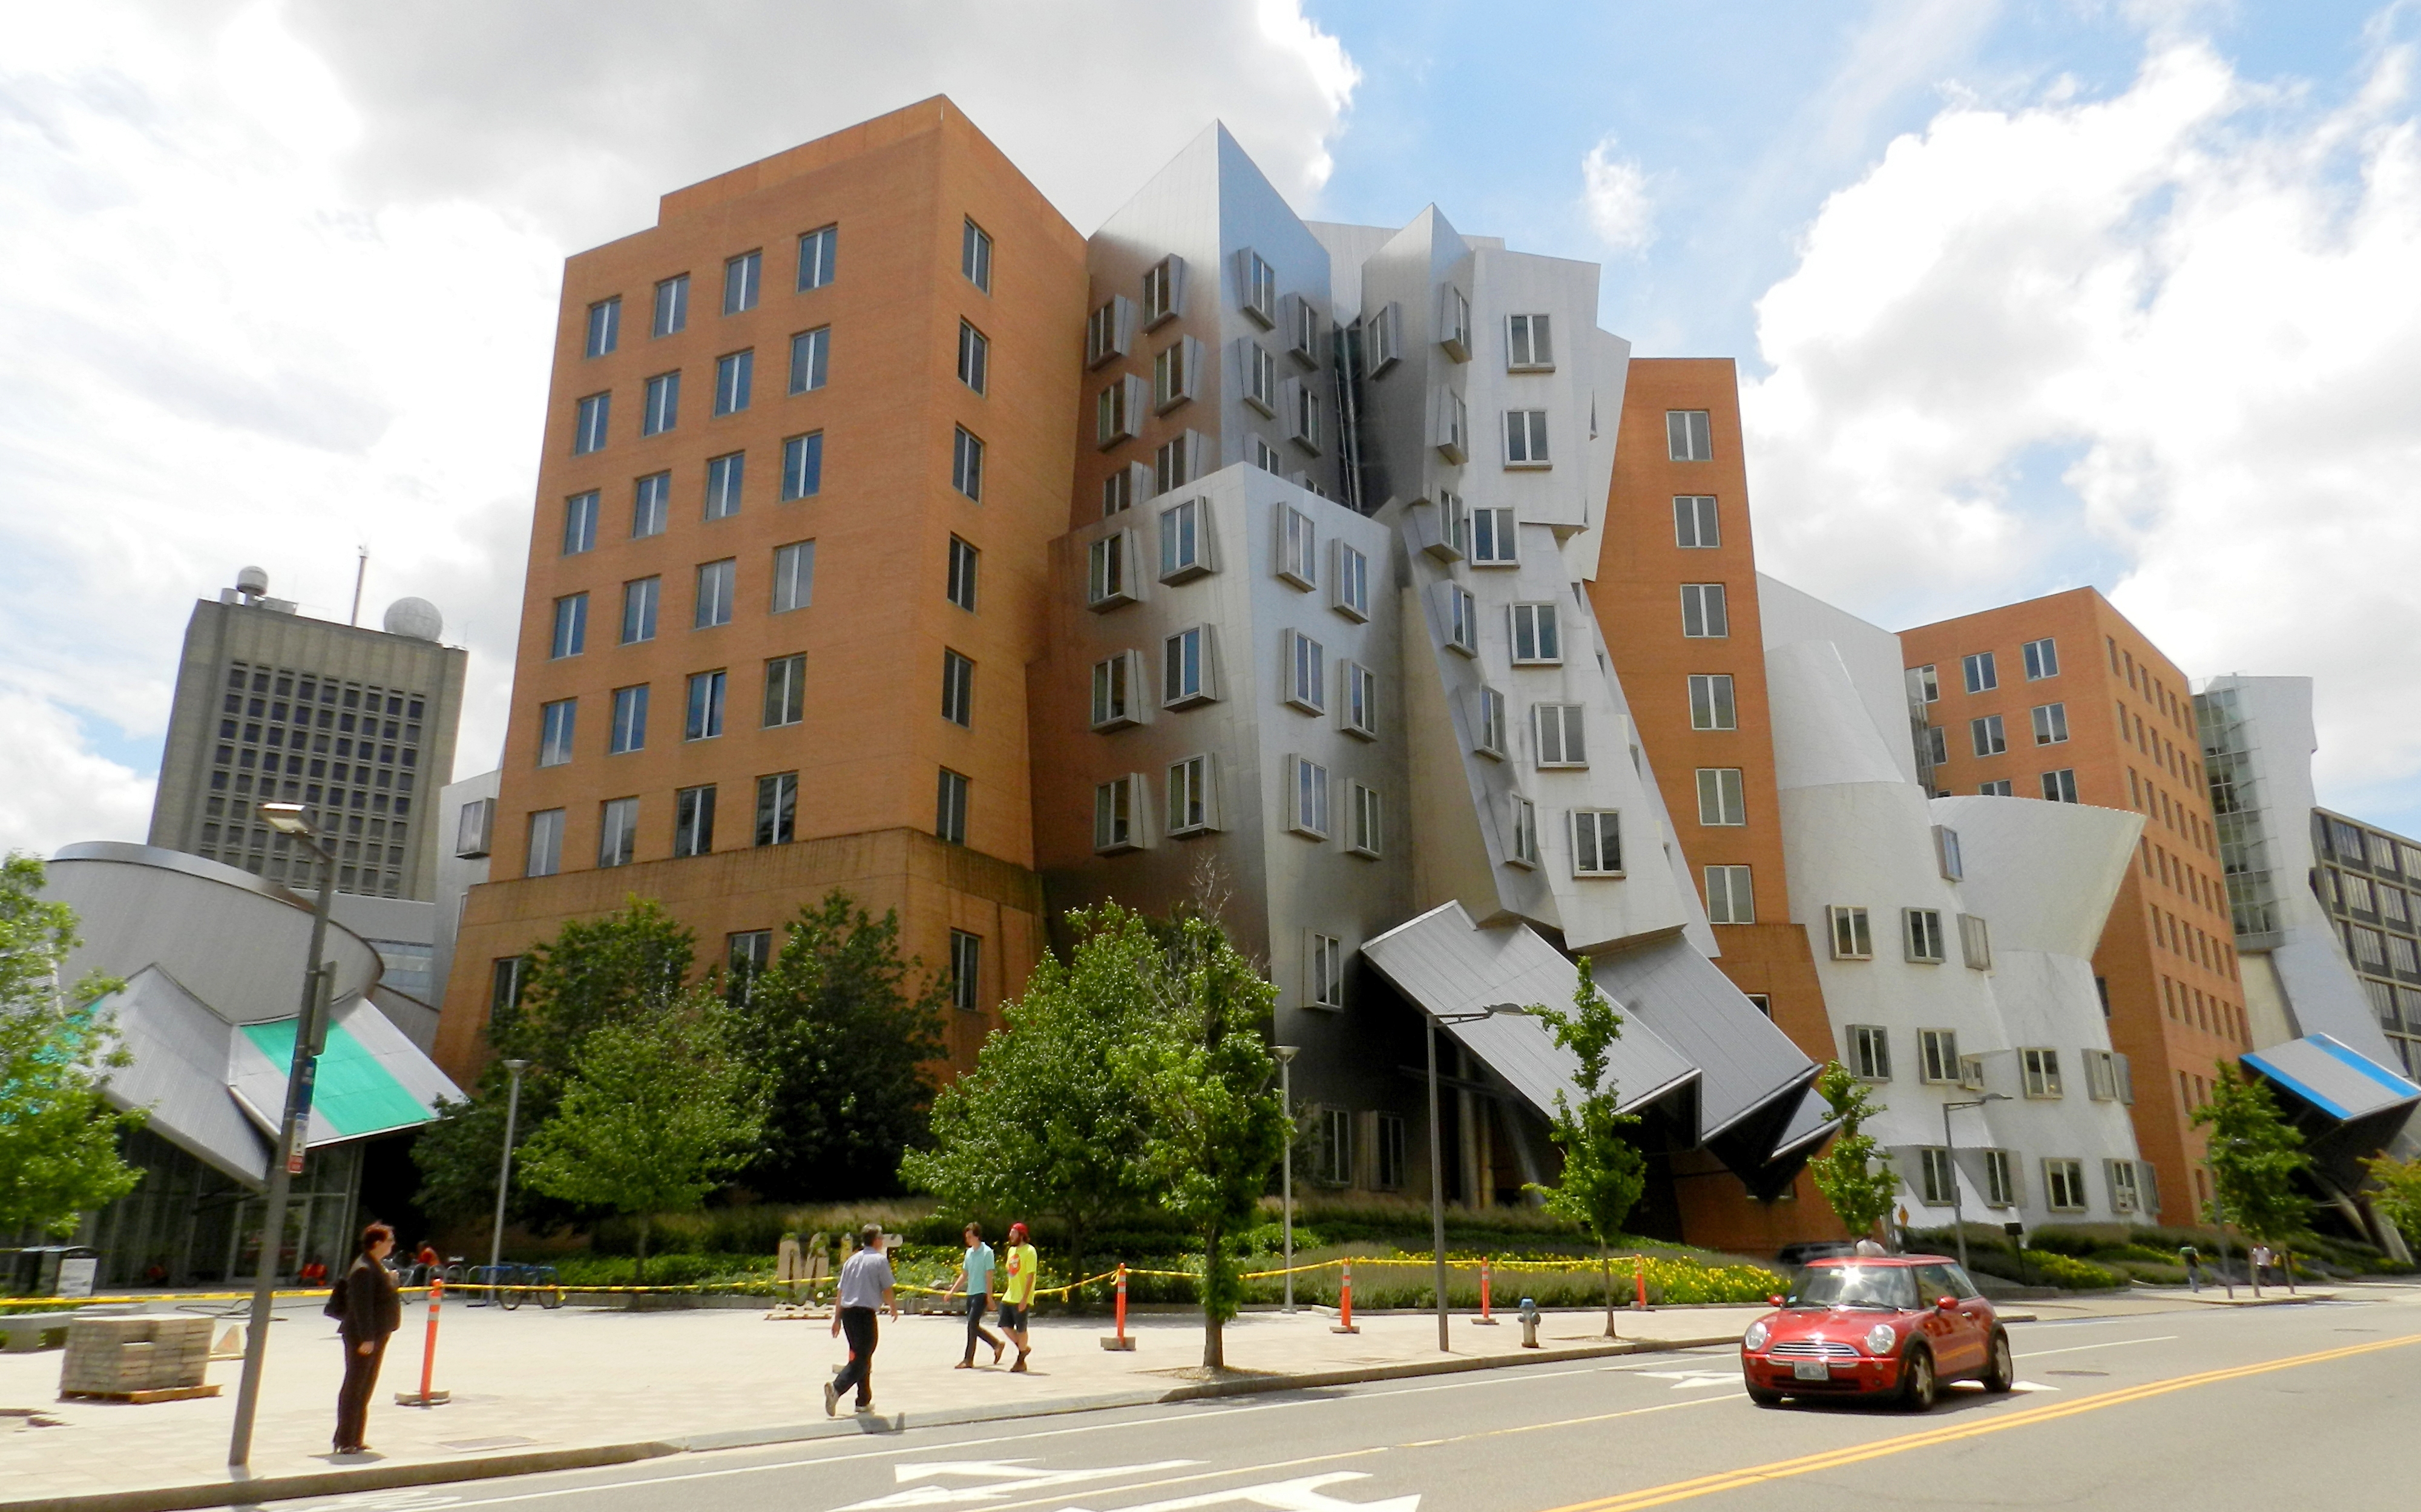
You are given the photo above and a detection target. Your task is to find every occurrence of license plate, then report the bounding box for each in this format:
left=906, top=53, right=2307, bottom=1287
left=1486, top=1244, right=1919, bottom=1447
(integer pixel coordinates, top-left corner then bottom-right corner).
left=1792, top=1361, right=1831, bottom=1381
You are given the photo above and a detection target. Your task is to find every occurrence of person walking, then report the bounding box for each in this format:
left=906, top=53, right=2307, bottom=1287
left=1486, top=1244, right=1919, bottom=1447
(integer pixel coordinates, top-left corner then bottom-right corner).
left=998, top=1221, right=1039, bottom=1373
left=331, top=1222, right=402, bottom=1454
left=942, top=1222, right=1004, bottom=1368
left=825, top=1224, right=898, bottom=1416
left=2250, top=1242, right=2273, bottom=1293
left=2180, top=1244, right=2201, bottom=1292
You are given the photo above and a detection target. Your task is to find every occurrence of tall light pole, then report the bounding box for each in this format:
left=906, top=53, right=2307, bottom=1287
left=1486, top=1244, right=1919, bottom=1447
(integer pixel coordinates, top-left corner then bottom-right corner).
left=486, top=1059, right=531, bottom=1295
left=1273, top=1046, right=1298, bottom=1313
left=1423, top=1003, right=1527, bottom=1353
left=1942, top=1094, right=2011, bottom=1275
left=229, top=803, right=339, bottom=1468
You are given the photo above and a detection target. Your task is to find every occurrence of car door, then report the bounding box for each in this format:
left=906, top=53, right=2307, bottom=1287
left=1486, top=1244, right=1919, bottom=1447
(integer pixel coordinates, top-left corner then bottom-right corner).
left=1942, top=1263, right=1997, bottom=1361
left=1913, top=1264, right=1981, bottom=1375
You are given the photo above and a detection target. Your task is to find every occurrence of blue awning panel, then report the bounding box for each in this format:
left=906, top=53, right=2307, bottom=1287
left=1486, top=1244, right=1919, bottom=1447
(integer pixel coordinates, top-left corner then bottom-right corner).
left=2244, top=1034, right=2421, bottom=1123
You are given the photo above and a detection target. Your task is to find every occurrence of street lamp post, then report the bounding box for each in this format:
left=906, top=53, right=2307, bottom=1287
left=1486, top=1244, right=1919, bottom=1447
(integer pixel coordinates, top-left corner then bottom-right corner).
left=1941, top=1094, right=2011, bottom=1276
left=487, top=1059, right=531, bottom=1296
left=1422, top=1003, right=1526, bottom=1353
left=1274, top=1045, right=1298, bottom=1313
left=229, top=803, right=340, bottom=1468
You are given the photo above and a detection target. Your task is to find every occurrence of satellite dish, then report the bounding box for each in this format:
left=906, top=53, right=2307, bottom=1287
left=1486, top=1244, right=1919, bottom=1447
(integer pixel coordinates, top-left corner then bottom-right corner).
left=382, top=597, right=443, bottom=641
left=235, top=565, right=269, bottom=596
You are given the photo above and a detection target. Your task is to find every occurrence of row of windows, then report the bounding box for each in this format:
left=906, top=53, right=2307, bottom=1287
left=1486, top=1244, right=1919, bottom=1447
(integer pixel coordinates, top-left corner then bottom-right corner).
left=551, top=542, right=821, bottom=658
left=1847, top=1027, right=2132, bottom=1104
left=2318, top=815, right=2421, bottom=878
left=2106, top=635, right=2193, bottom=734
left=1954, top=770, right=2078, bottom=802
left=1908, top=639, right=2060, bottom=703
left=197, top=809, right=409, bottom=898
left=2143, top=835, right=2226, bottom=921
left=2149, top=902, right=2236, bottom=978
left=2322, top=867, right=2421, bottom=932
left=1904, top=1148, right=2149, bottom=1215
left=1825, top=906, right=1992, bottom=967
left=1924, top=703, right=2071, bottom=763
left=2165, top=973, right=2247, bottom=1043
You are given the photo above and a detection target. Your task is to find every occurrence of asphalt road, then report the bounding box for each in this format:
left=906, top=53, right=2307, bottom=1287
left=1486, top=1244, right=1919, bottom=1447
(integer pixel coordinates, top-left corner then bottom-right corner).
left=278, top=1294, right=2419, bottom=1512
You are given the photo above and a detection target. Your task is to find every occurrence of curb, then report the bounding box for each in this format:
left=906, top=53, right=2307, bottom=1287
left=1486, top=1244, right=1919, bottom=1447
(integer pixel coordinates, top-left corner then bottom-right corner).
left=0, top=1333, right=1743, bottom=1512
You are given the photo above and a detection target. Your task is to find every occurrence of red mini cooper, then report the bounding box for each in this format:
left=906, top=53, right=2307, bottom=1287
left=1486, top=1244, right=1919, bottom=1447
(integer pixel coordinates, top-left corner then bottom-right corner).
left=1739, top=1254, right=2012, bottom=1410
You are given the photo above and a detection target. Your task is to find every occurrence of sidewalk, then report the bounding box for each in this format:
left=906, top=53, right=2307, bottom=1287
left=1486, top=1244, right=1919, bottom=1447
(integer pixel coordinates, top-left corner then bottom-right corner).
left=0, top=1298, right=1758, bottom=1512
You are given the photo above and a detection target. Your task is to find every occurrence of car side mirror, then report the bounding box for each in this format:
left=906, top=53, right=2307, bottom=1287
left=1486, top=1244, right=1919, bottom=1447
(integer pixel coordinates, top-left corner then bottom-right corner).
left=1768, top=1294, right=1785, bottom=1307
left=1936, top=1297, right=1957, bottom=1311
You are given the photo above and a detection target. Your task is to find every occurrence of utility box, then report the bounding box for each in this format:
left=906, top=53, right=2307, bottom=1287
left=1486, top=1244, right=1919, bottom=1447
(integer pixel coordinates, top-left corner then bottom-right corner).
left=59, top=1315, right=216, bottom=1401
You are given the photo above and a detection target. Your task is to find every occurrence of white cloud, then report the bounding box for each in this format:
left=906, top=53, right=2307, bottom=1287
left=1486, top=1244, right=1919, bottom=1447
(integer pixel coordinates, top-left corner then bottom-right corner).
left=0, top=690, right=154, bottom=861
left=1581, top=136, right=1655, bottom=252
left=1743, top=32, right=2421, bottom=821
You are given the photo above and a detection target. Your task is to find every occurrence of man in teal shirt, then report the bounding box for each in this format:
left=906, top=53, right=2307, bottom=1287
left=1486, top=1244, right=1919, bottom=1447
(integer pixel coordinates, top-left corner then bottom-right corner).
left=942, top=1221, right=1004, bottom=1368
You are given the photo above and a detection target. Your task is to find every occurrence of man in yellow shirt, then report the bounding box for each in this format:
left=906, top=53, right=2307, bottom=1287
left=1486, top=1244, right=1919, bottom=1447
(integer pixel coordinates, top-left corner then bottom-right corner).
left=997, top=1221, right=1039, bottom=1373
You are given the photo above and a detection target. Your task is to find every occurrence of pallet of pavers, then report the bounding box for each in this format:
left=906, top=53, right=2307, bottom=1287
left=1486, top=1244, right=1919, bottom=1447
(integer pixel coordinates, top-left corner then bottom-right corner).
left=59, top=1314, right=220, bottom=1403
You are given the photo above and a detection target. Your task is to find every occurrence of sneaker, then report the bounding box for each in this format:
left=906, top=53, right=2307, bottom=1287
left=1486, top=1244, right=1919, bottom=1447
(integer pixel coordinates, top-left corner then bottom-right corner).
left=822, top=1381, right=838, bottom=1418
left=854, top=1400, right=876, bottom=1413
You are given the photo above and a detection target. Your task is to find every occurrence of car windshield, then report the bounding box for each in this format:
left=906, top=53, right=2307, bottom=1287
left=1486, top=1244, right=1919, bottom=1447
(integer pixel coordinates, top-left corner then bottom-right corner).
left=1787, top=1264, right=1919, bottom=1310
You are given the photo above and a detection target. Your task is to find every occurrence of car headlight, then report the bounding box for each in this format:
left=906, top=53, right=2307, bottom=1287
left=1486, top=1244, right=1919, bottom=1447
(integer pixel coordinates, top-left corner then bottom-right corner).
left=1864, top=1323, right=1899, bottom=1355
left=1743, top=1321, right=1770, bottom=1352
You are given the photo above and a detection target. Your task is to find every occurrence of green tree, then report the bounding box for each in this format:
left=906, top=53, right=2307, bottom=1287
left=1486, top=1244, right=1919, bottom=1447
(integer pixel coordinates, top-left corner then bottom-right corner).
left=901, top=905, right=1153, bottom=1269
left=1117, top=909, right=1287, bottom=1369
left=2359, top=1152, right=2421, bottom=1252
left=730, top=892, right=948, bottom=1199
left=0, top=853, right=140, bottom=1235
left=1523, top=955, right=1649, bottom=1336
left=516, top=990, right=763, bottom=1281
left=1805, top=1061, right=1899, bottom=1246
left=2193, top=1066, right=2309, bottom=1244
left=413, top=898, right=695, bottom=1226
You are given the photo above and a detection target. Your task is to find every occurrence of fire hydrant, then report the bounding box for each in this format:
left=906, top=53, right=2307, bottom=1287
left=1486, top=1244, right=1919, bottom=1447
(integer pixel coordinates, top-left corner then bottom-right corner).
left=1519, top=1297, right=1542, bottom=1349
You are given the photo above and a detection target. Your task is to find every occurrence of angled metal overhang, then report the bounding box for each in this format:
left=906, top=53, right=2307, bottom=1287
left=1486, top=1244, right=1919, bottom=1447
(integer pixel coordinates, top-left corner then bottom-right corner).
left=2242, top=1034, right=2421, bottom=1123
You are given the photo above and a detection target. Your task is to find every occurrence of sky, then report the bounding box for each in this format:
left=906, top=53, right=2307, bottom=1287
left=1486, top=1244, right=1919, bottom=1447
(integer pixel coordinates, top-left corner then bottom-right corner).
left=2, top=0, right=2417, bottom=854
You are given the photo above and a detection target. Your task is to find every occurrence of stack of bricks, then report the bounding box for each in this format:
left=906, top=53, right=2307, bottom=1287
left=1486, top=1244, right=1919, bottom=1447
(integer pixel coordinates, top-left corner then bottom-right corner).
left=59, top=1315, right=214, bottom=1397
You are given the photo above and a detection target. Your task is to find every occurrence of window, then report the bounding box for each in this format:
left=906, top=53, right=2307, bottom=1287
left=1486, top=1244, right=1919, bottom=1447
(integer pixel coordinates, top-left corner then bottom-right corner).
left=941, top=649, right=974, bottom=726
left=490, top=956, right=528, bottom=1016
left=728, top=930, right=774, bottom=998
left=1164, top=626, right=1215, bottom=706
left=1328, top=542, right=1371, bottom=623
left=1848, top=1024, right=1891, bottom=1080
left=796, top=224, right=837, bottom=291
left=1090, top=651, right=1140, bottom=729
left=598, top=797, right=639, bottom=867
left=1102, top=462, right=1146, bottom=516
left=1923, top=726, right=1948, bottom=766
left=1917, top=1148, right=1956, bottom=1206
left=1959, top=912, right=1992, bottom=968
left=763, top=654, right=805, bottom=727
left=1332, top=660, right=1377, bottom=741
left=608, top=685, right=648, bottom=755
left=1910, top=664, right=1940, bottom=703
left=771, top=541, right=815, bottom=613
left=1356, top=298, right=1398, bottom=374
left=936, top=768, right=969, bottom=843
left=1674, top=496, right=1718, bottom=548
left=2032, top=702, right=2069, bottom=744
left=951, top=427, right=984, bottom=501
left=1287, top=755, right=1330, bottom=838
left=1160, top=497, right=1209, bottom=580
left=1689, top=674, right=1737, bottom=731
left=1919, top=1028, right=1959, bottom=1082
left=1693, top=766, right=1746, bottom=826
left=1087, top=531, right=1138, bottom=609
left=1366, top=1109, right=1407, bottom=1190
left=1572, top=809, right=1623, bottom=876
left=550, top=594, right=588, bottom=659
left=573, top=393, right=609, bottom=454
left=1979, top=778, right=2014, bottom=797
left=620, top=577, right=660, bottom=643
left=1447, top=585, right=1479, bottom=655
left=941, top=535, right=978, bottom=613
left=537, top=699, right=576, bottom=767
left=721, top=249, right=761, bottom=315
left=1276, top=504, right=1317, bottom=588
left=1680, top=583, right=1729, bottom=638
left=755, top=771, right=797, bottom=847
left=1962, top=651, right=1997, bottom=693
left=1934, top=825, right=1964, bottom=880
left=1511, top=603, right=1562, bottom=664
left=1475, top=686, right=1508, bottom=757
left=1902, top=906, right=1946, bottom=964
left=2023, top=637, right=2060, bottom=680
left=1537, top=705, right=1588, bottom=768
left=2043, top=1157, right=2087, bottom=1212
left=456, top=797, right=496, bottom=859
left=1141, top=254, right=1183, bottom=326
left=1309, top=1106, right=1352, bottom=1186
left=1437, top=284, right=1473, bottom=360
left=941, top=930, right=982, bottom=1014
left=632, top=471, right=671, bottom=536
left=789, top=326, right=829, bottom=393
left=652, top=274, right=688, bottom=337
left=1969, top=714, right=2006, bottom=758
left=694, top=559, right=736, bottom=628
left=524, top=809, right=564, bottom=876
left=585, top=297, right=620, bottom=358
left=1094, top=774, right=1141, bottom=852
left=643, top=371, right=680, bottom=435
left=1086, top=295, right=1134, bottom=367
left=780, top=431, right=824, bottom=501
left=1705, top=864, right=1755, bottom=922
left=2022, top=1047, right=2063, bottom=1098
left=1470, top=506, right=1518, bottom=565
left=1506, top=312, right=1553, bottom=369
left=1830, top=907, right=1873, bottom=960
left=685, top=670, right=727, bottom=740
left=1666, top=409, right=1712, bottom=461
left=1167, top=754, right=1217, bottom=834
left=674, top=785, right=716, bottom=857
left=958, top=320, right=988, bottom=394
left=562, top=491, right=600, bottom=555
left=1978, top=1149, right=2016, bottom=1208
left=1240, top=339, right=1280, bottom=416
left=1504, top=409, right=1550, bottom=466
left=2106, top=1159, right=2141, bottom=1214
left=1349, top=782, right=1382, bottom=858
left=1284, top=377, right=1323, bottom=452
left=1436, top=389, right=1469, bottom=461
left=1283, top=629, right=1324, bottom=713
left=961, top=218, right=992, bottom=292
left=1307, top=933, right=1345, bottom=1008
left=1154, top=336, right=1201, bottom=411
left=2041, top=768, right=2080, bottom=803
left=705, top=452, right=745, bottom=518
left=1096, top=373, right=1145, bottom=448
left=1506, top=795, right=1541, bottom=867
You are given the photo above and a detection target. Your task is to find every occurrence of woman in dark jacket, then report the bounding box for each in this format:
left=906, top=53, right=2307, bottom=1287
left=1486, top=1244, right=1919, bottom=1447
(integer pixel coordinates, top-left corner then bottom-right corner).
left=334, top=1222, right=402, bottom=1454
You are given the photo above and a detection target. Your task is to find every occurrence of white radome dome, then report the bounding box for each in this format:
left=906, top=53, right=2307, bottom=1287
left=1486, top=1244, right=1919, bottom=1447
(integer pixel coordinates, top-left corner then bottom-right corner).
left=383, top=597, right=443, bottom=641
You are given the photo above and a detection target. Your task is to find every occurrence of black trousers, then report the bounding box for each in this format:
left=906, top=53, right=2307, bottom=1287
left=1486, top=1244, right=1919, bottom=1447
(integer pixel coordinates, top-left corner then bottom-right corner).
left=833, top=1307, right=878, bottom=1407
left=962, top=1294, right=1000, bottom=1359
left=335, top=1333, right=387, bottom=1450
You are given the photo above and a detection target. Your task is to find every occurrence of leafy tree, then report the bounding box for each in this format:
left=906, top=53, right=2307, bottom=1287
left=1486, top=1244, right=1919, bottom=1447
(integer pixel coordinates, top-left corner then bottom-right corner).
left=2359, top=1152, right=2421, bottom=1252
left=1523, top=955, right=1649, bottom=1336
left=1806, top=1061, right=1899, bottom=1246
left=0, top=853, right=140, bottom=1235
left=730, top=892, right=948, bottom=1199
left=515, top=990, right=763, bottom=1281
left=413, top=898, right=695, bottom=1226
left=1117, top=909, right=1287, bottom=1369
left=901, top=905, right=1153, bottom=1268
left=2193, top=1066, right=2309, bottom=1244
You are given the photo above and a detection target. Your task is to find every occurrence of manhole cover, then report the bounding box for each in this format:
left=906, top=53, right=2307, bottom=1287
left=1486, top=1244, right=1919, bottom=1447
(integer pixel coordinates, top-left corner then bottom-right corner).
left=2046, top=1370, right=2108, bottom=1377
left=439, top=1436, right=538, bottom=1451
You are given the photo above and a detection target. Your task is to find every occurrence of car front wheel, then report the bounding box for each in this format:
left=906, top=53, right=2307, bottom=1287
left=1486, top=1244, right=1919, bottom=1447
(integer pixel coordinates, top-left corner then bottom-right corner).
left=1979, top=1330, right=2014, bottom=1393
left=1747, top=1385, right=1784, bottom=1407
left=1899, top=1345, right=1938, bottom=1412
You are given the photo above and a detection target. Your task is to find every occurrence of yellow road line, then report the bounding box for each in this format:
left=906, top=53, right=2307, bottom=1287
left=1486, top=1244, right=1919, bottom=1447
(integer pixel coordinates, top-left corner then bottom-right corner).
left=1535, top=1332, right=2421, bottom=1512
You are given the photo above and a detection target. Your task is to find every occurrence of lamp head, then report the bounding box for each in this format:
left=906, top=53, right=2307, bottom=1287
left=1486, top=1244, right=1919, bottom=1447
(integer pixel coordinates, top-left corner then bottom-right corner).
left=259, top=801, right=313, bottom=838
left=504, top=1058, right=531, bottom=1073
left=1272, top=1044, right=1299, bottom=1064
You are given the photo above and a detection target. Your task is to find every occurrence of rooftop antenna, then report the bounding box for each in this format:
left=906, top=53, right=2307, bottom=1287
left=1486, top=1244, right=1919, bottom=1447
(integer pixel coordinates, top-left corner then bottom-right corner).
left=349, top=547, right=368, bottom=626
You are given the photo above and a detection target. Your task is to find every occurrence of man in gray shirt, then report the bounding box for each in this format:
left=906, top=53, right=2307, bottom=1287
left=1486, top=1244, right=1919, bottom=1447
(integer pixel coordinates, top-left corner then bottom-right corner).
left=825, top=1224, right=898, bottom=1415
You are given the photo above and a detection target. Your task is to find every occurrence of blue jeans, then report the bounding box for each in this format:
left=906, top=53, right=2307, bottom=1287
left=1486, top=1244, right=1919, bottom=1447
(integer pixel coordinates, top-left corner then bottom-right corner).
left=963, top=1294, right=1000, bottom=1359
